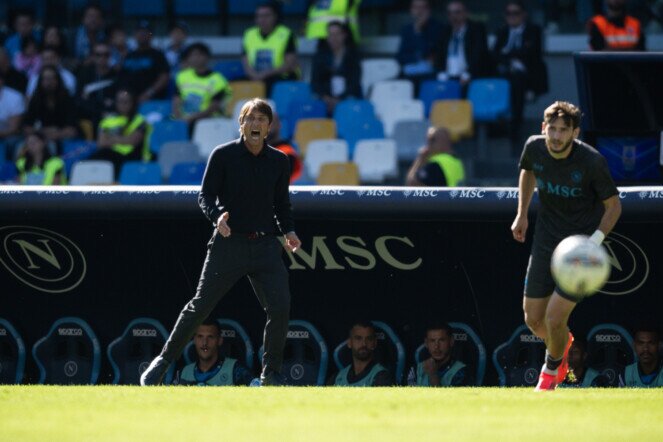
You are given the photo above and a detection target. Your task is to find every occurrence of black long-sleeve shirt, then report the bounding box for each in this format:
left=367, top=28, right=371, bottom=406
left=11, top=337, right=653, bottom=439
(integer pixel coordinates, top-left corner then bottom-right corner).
left=198, top=137, right=294, bottom=234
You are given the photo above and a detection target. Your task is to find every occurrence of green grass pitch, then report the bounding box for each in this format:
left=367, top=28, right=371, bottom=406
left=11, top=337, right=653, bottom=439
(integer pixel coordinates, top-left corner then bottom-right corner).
left=1, top=386, right=662, bottom=441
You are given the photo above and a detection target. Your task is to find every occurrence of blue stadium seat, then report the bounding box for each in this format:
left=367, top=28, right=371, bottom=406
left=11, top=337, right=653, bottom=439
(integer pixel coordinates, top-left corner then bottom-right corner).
left=414, top=322, right=487, bottom=386
left=174, top=0, right=220, bottom=15
left=258, top=320, right=329, bottom=386
left=122, top=0, right=166, bottom=16
left=32, top=317, right=101, bottom=385
left=138, top=100, right=172, bottom=123
left=340, top=118, right=385, bottom=155
left=0, top=162, right=17, bottom=183
left=286, top=99, right=327, bottom=136
left=467, top=78, right=511, bottom=122
left=107, top=318, right=175, bottom=385
left=61, top=140, right=96, bottom=176
left=183, top=319, right=254, bottom=370
left=282, top=0, right=308, bottom=14
left=333, top=98, right=376, bottom=136
left=227, top=0, right=261, bottom=15
left=585, top=323, right=636, bottom=387
left=119, top=161, right=162, bottom=185
left=492, top=324, right=545, bottom=387
left=169, top=161, right=206, bottom=185
left=213, top=60, right=246, bottom=81
left=271, top=81, right=313, bottom=120
left=334, top=320, right=406, bottom=384
left=149, top=120, right=189, bottom=155
left=0, top=318, right=26, bottom=384
left=419, top=80, right=462, bottom=117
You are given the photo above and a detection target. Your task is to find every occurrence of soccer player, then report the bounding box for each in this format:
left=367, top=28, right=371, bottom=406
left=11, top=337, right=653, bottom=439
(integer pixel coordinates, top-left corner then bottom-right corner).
left=176, top=319, right=253, bottom=386
left=620, top=326, right=663, bottom=387
left=407, top=323, right=470, bottom=386
left=511, top=101, right=622, bottom=391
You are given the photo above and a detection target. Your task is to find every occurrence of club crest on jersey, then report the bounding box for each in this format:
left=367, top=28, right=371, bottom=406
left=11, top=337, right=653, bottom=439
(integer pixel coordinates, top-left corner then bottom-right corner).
left=571, top=170, right=583, bottom=183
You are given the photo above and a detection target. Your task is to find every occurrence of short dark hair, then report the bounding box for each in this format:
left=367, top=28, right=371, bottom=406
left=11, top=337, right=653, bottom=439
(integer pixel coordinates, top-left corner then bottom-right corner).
left=633, top=325, right=660, bottom=341
left=571, top=337, right=588, bottom=353
left=348, top=320, right=375, bottom=336
left=505, top=0, right=526, bottom=11
left=425, top=322, right=453, bottom=338
left=199, top=318, right=220, bottom=335
left=184, top=42, right=211, bottom=59
left=239, top=98, right=273, bottom=125
left=41, top=44, right=62, bottom=57
left=543, top=101, right=582, bottom=129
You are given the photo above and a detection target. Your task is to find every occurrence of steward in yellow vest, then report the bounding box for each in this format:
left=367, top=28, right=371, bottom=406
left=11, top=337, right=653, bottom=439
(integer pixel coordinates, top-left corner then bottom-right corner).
left=306, top=0, right=361, bottom=43
left=406, top=127, right=465, bottom=186
left=15, top=132, right=67, bottom=185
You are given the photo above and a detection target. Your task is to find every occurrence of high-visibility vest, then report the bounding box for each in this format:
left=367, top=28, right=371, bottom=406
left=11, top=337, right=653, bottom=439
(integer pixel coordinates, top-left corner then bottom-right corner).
left=334, top=363, right=387, bottom=386
left=591, top=15, right=641, bottom=50
left=429, top=153, right=465, bottom=187
left=99, top=113, right=151, bottom=161
left=306, top=0, right=361, bottom=42
left=415, top=360, right=466, bottom=386
left=176, top=68, right=231, bottom=116
left=624, top=362, right=663, bottom=387
left=243, top=25, right=294, bottom=76
left=16, top=156, right=67, bottom=185
left=179, top=358, right=237, bottom=386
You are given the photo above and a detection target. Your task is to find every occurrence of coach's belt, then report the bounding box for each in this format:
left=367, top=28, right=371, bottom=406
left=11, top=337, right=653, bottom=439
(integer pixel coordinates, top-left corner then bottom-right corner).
left=246, top=231, right=267, bottom=239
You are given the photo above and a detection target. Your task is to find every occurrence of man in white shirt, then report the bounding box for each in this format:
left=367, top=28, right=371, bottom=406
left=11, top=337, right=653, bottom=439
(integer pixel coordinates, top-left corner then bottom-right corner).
left=0, top=72, right=25, bottom=159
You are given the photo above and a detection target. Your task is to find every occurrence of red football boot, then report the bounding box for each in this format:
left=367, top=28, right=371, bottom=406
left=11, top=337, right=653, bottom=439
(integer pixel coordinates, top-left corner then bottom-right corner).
left=555, top=332, right=574, bottom=384
left=535, top=365, right=557, bottom=391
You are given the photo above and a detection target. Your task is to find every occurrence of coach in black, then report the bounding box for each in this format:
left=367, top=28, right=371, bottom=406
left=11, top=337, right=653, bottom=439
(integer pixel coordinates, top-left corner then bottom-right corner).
left=141, top=98, right=301, bottom=386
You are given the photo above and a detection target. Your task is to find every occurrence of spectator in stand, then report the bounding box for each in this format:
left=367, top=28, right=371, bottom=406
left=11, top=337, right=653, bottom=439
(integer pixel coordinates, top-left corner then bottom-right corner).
left=42, top=25, right=68, bottom=61
left=0, top=47, right=28, bottom=94
left=164, top=21, right=191, bottom=71
left=436, top=1, right=491, bottom=90
left=173, top=42, right=231, bottom=130
left=311, top=21, right=362, bottom=116
left=406, top=127, right=465, bottom=187
left=266, top=111, right=302, bottom=184
left=26, top=46, right=76, bottom=97
left=492, top=0, right=548, bottom=153
left=0, top=72, right=26, bottom=158
left=90, top=89, right=150, bottom=177
left=15, top=131, right=66, bottom=185
left=76, top=41, right=117, bottom=130
left=108, top=25, right=130, bottom=71
left=588, top=0, right=646, bottom=51
left=241, top=1, right=299, bottom=95
left=118, top=21, right=170, bottom=103
left=4, top=9, right=41, bottom=61
left=23, top=65, right=79, bottom=150
left=13, top=36, right=41, bottom=77
left=73, top=4, right=106, bottom=65
left=620, top=326, right=663, bottom=387
left=396, top=0, right=442, bottom=93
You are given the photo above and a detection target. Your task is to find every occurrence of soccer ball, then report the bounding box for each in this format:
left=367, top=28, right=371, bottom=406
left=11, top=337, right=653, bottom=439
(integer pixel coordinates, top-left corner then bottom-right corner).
left=550, top=235, right=611, bottom=297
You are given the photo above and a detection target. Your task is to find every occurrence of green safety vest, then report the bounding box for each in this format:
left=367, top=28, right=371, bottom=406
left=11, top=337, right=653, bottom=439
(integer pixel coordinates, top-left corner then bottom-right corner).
left=176, top=68, right=231, bottom=116
left=243, top=25, right=294, bottom=76
left=16, top=156, right=67, bottom=185
left=429, top=153, right=465, bottom=187
left=415, top=360, right=466, bottom=386
left=99, top=113, right=151, bottom=161
left=334, top=363, right=386, bottom=387
left=624, top=363, right=663, bottom=387
left=306, top=0, right=361, bottom=42
left=180, top=358, right=237, bottom=386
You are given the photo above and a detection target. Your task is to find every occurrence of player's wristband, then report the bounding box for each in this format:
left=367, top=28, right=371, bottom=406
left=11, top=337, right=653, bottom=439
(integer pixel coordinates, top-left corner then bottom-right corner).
left=589, top=230, right=605, bottom=245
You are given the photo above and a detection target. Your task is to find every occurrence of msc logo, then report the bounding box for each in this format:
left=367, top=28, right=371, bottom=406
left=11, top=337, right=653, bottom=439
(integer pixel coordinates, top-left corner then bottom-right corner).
left=638, top=190, right=663, bottom=199
left=449, top=189, right=486, bottom=199
left=287, top=331, right=310, bottom=339
left=410, top=190, right=438, bottom=198
left=132, top=329, right=158, bottom=338
left=536, top=179, right=582, bottom=198
left=58, top=328, right=83, bottom=336
left=496, top=190, right=518, bottom=200
left=220, top=330, right=236, bottom=338
left=357, top=190, right=391, bottom=198
left=317, top=189, right=345, bottom=196
left=595, top=334, right=622, bottom=343
left=0, top=226, right=87, bottom=294
left=600, top=232, right=649, bottom=296
left=520, top=334, right=544, bottom=343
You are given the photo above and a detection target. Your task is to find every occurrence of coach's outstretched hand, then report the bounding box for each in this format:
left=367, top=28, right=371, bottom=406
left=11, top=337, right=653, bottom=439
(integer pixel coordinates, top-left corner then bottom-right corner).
left=511, top=214, right=528, bottom=243
left=217, top=212, right=231, bottom=237
left=284, top=232, right=301, bottom=253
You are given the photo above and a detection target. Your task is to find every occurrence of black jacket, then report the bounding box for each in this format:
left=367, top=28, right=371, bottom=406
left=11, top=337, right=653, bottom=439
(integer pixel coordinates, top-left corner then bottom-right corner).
left=436, top=20, right=492, bottom=79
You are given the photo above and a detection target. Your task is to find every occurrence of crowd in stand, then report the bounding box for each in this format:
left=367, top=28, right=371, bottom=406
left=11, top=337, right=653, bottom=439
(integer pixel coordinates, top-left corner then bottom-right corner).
left=0, top=0, right=654, bottom=186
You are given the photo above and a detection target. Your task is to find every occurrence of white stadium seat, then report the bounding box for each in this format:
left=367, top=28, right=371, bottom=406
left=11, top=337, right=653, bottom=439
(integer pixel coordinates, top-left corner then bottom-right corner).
left=193, top=117, right=237, bottom=158
left=369, top=79, right=414, bottom=111
left=304, top=139, right=349, bottom=179
left=353, top=139, right=398, bottom=183
left=361, top=58, right=400, bottom=97
left=69, top=160, right=115, bottom=185
left=374, top=99, right=425, bottom=137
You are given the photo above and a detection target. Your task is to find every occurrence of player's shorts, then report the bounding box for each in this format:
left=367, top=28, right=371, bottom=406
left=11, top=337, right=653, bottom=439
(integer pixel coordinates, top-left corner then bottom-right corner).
left=524, top=233, right=581, bottom=303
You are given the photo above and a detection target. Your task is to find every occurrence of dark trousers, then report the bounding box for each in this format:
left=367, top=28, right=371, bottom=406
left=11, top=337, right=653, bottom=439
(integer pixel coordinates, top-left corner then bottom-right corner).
left=160, top=231, right=291, bottom=374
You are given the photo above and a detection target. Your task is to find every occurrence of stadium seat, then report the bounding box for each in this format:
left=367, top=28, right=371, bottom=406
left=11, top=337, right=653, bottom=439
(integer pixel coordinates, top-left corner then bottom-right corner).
left=173, top=0, right=220, bottom=15
left=258, top=320, right=329, bottom=386
left=157, top=141, right=199, bottom=181
left=169, top=161, right=206, bottom=185
left=193, top=117, right=237, bottom=158
left=492, top=324, right=546, bottom=387
left=374, top=99, right=424, bottom=137
left=183, top=319, right=255, bottom=370
left=0, top=318, right=26, bottom=384
left=138, top=99, right=172, bottom=124
left=213, top=60, right=246, bottom=81
left=149, top=120, right=189, bottom=155
left=585, top=323, right=636, bottom=387
left=122, top=0, right=165, bottom=16
left=32, top=317, right=101, bottom=385
left=0, top=162, right=17, bottom=183
left=340, top=118, right=385, bottom=155
left=333, top=320, right=406, bottom=384
left=360, top=58, right=400, bottom=97
left=414, top=322, right=487, bottom=386
left=227, top=81, right=267, bottom=118
left=467, top=78, right=511, bottom=122
left=61, top=140, right=96, bottom=176
left=304, top=139, right=349, bottom=179
left=419, top=80, right=462, bottom=117
left=317, top=162, right=360, bottom=185
left=333, top=99, right=376, bottom=143
left=286, top=99, right=327, bottom=136
left=107, top=318, right=175, bottom=385
left=369, top=79, right=414, bottom=109
left=293, top=118, right=336, bottom=157
left=69, top=160, right=114, bottom=185
left=429, top=99, right=474, bottom=142
left=282, top=0, right=308, bottom=14
left=227, top=0, right=262, bottom=15
left=391, top=120, right=428, bottom=161
left=271, top=81, right=313, bottom=119
left=353, top=139, right=398, bottom=183
left=119, top=161, right=162, bottom=185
